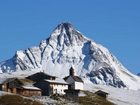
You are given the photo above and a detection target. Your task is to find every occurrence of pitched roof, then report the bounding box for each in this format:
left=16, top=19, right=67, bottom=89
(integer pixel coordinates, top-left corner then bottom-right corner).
left=0, top=78, right=41, bottom=91
left=95, top=90, right=109, bottom=95
left=0, top=78, right=16, bottom=84
left=21, top=85, right=41, bottom=90
left=17, top=78, right=34, bottom=85
left=64, top=76, right=83, bottom=83
left=26, top=72, right=56, bottom=82
left=0, top=78, right=34, bottom=86
left=45, top=78, right=68, bottom=85
left=0, top=78, right=8, bottom=84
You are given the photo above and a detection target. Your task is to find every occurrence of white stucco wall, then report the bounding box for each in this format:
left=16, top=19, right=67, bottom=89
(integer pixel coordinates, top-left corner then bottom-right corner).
left=52, top=84, right=68, bottom=95
left=65, top=76, right=84, bottom=90
left=75, top=81, right=84, bottom=90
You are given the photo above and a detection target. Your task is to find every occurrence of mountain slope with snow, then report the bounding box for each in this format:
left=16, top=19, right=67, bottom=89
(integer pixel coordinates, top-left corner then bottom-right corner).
left=84, top=82, right=140, bottom=105
left=0, top=23, right=140, bottom=90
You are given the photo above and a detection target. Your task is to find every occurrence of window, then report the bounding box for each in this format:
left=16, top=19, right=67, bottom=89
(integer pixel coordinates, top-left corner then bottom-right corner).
left=54, top=89, right=57, bottom=94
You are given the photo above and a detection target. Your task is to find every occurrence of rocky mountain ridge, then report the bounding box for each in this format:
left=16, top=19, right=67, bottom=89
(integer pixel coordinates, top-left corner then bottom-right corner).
left=0, top=23, right=140, bottom=90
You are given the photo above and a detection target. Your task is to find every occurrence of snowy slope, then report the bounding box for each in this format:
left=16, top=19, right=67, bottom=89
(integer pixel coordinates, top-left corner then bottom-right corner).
left=0, top=22, right=140, bottom=90
left=84, top=82, right=140, bottom=105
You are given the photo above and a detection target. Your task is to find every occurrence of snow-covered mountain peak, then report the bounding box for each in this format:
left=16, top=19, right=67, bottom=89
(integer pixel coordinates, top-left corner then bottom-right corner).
left=39, top=22, right=88, bottom=51
left=51, top=22, right=77, bottom=36
left=48, top=22, right=88, bottom=48
left=1, top=23, right=140, bottom=90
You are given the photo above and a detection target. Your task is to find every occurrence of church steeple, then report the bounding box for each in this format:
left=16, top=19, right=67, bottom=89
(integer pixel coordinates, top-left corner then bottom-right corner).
left=69, top=67, right=75, bottom=76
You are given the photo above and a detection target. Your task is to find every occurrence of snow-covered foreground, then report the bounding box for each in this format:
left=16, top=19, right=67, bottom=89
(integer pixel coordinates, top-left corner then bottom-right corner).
left=0, top=70, right=140, bottom=105
left=0, top=91, right=12, bottom=96
left=0, top=91, right=7, bottom=96
left=84, top=83, right=140, bottom=105
left=1, top=82, right=140, bottom=105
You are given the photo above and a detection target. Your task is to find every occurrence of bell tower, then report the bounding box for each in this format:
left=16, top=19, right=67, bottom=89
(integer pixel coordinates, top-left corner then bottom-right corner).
left=70, top=67, right=75, bottom=76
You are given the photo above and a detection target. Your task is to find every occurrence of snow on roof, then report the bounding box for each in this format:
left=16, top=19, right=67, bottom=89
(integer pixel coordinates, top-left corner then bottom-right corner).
left=0, top=78, right=15, bottom=84
left=64, top=76, right=84, bottom=83
left=45, top=78, right=68, bottom=85
left=22, top=85, right=41, bottom=90
left=26, top=72, right=56, bottom=82
left=0, top=78, right=7, bottom=84
left=17, top=78, right=34, bottom=85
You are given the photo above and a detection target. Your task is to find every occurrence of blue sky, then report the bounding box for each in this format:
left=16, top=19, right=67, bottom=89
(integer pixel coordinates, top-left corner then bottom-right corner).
left=0, top=0, right=140, bottom=74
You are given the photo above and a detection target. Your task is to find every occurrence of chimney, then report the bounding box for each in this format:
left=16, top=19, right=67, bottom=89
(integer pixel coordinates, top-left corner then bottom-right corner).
left=70, top=67, right=74, bottom=76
